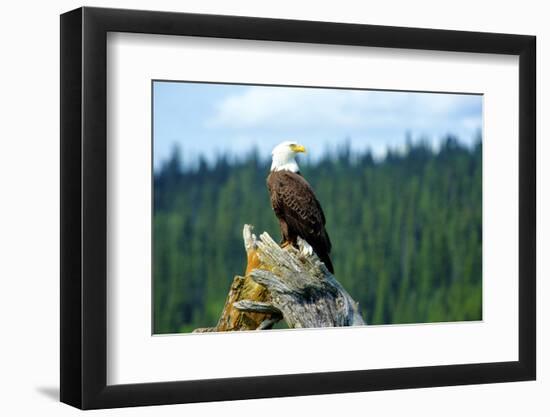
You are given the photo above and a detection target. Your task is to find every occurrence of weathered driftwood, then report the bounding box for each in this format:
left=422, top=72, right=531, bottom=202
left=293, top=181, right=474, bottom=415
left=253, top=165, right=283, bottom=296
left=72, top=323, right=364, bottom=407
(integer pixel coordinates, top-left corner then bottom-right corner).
left=193, top=226, right=277, bottom=333
left=194, top=224, right=364, bottom=332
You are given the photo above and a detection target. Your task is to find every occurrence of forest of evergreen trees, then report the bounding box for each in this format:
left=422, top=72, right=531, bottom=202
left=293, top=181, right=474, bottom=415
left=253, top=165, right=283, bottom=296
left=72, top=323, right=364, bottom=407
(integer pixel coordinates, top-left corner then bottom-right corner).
left=153, top=137, right=482, bottom=334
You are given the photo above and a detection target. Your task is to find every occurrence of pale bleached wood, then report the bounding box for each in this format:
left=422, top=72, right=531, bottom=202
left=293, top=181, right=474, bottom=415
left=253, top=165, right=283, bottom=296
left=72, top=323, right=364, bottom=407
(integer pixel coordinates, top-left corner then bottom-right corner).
left=194, top=224, right=365, bottom=332
left=236, top=225, right=365, bottom=329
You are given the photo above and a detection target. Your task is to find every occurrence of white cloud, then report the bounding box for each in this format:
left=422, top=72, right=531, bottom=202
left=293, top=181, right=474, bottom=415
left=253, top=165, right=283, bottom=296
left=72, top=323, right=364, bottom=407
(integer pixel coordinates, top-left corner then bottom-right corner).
left=208, top=86, right=482, bottom=135
left=209, top=87, right=365, bottom=128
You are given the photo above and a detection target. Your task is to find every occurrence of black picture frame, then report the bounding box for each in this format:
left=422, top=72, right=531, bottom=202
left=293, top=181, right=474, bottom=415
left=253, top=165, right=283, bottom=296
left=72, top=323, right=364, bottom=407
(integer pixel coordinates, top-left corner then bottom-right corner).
left=60, top=6, right=536, bottom=410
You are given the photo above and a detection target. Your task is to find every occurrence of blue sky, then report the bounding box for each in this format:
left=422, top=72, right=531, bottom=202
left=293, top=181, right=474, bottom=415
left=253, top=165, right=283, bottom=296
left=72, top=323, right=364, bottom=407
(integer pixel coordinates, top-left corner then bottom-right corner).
left=153, top=81, right=482, bottom=170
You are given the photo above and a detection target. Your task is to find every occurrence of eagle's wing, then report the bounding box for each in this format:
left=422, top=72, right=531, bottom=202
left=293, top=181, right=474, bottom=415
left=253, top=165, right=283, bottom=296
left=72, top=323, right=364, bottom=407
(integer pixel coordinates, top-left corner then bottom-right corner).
left=268, top=171, right=331, bottom=253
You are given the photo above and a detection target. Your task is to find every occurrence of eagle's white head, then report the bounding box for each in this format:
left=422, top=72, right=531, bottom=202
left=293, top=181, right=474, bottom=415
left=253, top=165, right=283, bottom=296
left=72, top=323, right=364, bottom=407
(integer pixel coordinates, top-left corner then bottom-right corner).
left=270, top=141, right=307, bottom=173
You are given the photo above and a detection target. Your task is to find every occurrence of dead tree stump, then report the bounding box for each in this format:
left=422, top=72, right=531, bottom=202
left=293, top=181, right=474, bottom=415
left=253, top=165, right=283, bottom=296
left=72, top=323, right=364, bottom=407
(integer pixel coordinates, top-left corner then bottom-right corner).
left=193, top=224, right=364, bottom=332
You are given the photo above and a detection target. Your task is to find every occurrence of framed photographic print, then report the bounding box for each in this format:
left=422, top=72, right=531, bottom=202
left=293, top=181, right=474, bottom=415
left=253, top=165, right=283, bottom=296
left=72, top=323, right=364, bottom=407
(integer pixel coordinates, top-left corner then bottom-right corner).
left=60, top=6, right=536, bottom=409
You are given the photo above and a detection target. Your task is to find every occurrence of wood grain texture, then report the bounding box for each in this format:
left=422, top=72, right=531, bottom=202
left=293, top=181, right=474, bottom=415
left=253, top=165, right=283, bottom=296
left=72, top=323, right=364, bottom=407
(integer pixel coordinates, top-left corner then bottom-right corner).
left=195, top=224, right=363, bottom=332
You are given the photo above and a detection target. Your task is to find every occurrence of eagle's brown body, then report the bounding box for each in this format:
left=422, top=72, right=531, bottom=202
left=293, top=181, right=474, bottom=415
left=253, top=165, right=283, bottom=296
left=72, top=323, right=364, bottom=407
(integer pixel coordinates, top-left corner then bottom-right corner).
left=267, top=170, right=334, bottom=273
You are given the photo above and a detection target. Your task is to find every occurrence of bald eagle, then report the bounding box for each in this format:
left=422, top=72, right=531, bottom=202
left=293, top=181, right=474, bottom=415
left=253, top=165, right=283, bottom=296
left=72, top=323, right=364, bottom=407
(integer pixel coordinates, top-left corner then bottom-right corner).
left=267, top=142, right=334, bottom=273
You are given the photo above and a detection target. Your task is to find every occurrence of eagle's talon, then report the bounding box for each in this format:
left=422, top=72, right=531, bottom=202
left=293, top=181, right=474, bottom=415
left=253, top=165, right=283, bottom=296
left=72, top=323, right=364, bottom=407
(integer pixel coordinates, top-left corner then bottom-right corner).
left=298, top=237, right=314, bottom=257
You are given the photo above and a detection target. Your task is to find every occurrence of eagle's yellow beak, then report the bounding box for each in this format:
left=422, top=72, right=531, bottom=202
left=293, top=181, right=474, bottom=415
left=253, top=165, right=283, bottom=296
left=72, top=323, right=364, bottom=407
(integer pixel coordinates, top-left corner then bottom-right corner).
left=290, top=144, right=307, bottom=154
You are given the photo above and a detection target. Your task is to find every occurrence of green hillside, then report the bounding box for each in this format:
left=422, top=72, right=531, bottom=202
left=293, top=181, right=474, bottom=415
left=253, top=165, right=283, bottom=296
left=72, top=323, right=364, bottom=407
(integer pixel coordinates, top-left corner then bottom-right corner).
left=153, top=137, right=482, bottom=334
